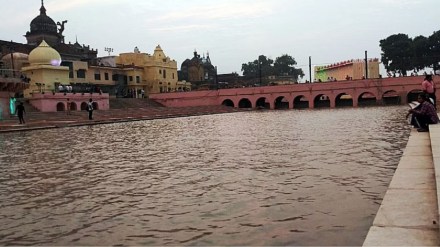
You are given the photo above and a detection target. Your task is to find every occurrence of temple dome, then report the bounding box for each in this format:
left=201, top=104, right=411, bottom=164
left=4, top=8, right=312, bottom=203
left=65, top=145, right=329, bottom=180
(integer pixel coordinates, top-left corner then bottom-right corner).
left=29, top=4, right=57, bottom=34
left=28, top=40, right=62, bottom=66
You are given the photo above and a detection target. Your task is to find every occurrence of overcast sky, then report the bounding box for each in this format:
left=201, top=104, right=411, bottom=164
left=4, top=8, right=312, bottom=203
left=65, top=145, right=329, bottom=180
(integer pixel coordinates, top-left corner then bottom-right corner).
left=1, top=0, right=439, bottom=80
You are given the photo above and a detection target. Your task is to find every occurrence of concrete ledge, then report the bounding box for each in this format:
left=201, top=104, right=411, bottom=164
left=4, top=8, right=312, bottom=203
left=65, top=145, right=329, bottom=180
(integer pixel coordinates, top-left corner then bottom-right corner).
left=429, top=125, right=440, bottom=234
left=363, top=226, right=439, bottom=246
left=364, top=129, right=439, bottom=246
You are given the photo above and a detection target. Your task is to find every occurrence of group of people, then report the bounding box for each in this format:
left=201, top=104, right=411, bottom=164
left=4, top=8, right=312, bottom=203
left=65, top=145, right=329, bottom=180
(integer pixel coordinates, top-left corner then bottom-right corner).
left=408, top=75, right=439, bottom=132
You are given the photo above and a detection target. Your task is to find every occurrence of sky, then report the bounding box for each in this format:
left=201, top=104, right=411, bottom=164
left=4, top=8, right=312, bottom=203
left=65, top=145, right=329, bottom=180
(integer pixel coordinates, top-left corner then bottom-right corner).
left=1, top=0, right=440, bottom=81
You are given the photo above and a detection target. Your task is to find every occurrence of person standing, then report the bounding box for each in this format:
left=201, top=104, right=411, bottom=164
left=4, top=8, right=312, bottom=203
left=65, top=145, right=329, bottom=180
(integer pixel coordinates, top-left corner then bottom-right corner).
left=422, top=74, right=436, bottom=108
left=16, top=102, right=25, bottom=124
left=87, top=98, right=94, bottom=120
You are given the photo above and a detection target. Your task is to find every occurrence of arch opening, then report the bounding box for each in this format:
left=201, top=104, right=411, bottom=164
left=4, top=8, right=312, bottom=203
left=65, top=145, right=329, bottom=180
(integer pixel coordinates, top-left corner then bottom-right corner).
left=274, top=96, right=289, bottom=109
left=407, top=89, right=423, bottom=103
left=335, top=93, right=353, bottom=107
left=293, top=95, right=309, bottom=109
left=222, top=99, right=234, bottom=107
left=382, top=90, right=401, bottom=105
left=81, top=102, right=88, bottom=111
left=70, top=102, right=77, bottom=111
left=314, top=94, right=330, bottom=108
left=256, top=97, right=269, bottom=109
left=238, top=98, right=252, bottom=109
left=92, top=102, right=99, bottom=110
left=56, top=102, right=65, bottom=112
left=358, top=92, right=377, bottom=107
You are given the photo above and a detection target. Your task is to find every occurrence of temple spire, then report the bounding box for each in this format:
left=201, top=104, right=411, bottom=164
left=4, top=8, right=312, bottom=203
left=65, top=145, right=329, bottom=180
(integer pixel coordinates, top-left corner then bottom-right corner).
left=40, top=0, right=46, bottom=15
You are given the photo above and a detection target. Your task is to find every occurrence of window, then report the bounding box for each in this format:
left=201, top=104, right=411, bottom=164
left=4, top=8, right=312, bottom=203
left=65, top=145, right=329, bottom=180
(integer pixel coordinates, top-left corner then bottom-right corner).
left=77, top=69, right=86, bottom=78
left=159, top=70, right=162, bottom=74
left=136, top=76, right=140, bottom=83
left=104, top=72, right=109, bottom=80
left=112, top=74, right=118, bottom=81
left=129, top=76, right=133, bottom=82
left=163, top=70, right=166, bottom=79
left=173, top=73, right=175, bottom=79
left=94, top=73, right=101, bottom=80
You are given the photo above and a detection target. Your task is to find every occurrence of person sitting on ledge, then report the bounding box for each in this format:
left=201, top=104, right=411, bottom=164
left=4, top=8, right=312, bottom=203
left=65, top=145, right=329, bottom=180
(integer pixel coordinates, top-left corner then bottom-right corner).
left=408, top=94, right=439, bottom=132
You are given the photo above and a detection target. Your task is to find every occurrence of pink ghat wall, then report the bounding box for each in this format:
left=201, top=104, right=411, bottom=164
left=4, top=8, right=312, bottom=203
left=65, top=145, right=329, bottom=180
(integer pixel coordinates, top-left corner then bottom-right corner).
left=150, top=76, right=439, bottom=109
left=28, top=93, right=110, bottom=112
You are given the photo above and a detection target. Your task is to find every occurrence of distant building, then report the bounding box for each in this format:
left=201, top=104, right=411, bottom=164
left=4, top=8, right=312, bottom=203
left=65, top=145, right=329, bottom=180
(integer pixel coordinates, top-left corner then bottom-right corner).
left=179, top=51, right=216, bottom=89
left=0, top=1, right=189, bottom=98
left=0, top=1, right=97, bottom=64
left=314, top=58, right=380, bottom=82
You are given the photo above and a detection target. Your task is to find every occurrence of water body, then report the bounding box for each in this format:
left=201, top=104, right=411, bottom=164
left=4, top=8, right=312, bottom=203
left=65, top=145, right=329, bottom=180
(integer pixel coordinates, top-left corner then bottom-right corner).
left=0, top=106, right=410, bottom=246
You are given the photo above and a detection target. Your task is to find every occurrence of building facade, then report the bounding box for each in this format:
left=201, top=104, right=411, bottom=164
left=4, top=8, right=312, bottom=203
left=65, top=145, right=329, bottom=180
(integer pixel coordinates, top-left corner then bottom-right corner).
left=314, top=58, right=380, bottom=82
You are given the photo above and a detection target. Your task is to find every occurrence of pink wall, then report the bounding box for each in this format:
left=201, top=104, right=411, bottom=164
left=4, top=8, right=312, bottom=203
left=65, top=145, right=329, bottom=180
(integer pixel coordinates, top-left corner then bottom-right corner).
left=28, top=93, right=110, bottom=112
left=150, top=76, right=439, bottom=109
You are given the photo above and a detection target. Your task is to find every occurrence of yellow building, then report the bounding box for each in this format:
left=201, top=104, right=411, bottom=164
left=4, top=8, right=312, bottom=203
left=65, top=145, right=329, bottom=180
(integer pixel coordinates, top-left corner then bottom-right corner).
left=22, top=40, right=69, bottom=97
left=116, top=45, right=187, bottom=94
left=19, top=44, right=189, bottom=97
left=314, top=58, right=380, bottom=82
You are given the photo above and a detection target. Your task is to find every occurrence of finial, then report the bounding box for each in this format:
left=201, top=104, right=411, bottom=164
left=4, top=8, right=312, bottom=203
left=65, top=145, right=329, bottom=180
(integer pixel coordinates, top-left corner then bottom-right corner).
left=40, top=0, right=46, bottom=15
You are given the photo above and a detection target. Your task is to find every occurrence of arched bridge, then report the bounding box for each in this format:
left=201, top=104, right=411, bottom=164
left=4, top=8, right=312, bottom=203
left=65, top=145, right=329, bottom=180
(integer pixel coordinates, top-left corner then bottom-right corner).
left=150, top=76, right=438, bottom=109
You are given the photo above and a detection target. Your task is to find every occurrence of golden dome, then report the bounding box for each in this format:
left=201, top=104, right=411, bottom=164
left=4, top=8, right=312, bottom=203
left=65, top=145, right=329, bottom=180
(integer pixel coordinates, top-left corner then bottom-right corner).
left=28, top=40, right=61, bottom=66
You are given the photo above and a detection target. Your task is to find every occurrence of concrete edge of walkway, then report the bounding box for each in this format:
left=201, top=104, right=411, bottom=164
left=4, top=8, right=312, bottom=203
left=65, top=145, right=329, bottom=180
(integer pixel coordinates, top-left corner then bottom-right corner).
left=430, top=125, right=440, bottom=230
left=363, top=127, right=440, bottom=246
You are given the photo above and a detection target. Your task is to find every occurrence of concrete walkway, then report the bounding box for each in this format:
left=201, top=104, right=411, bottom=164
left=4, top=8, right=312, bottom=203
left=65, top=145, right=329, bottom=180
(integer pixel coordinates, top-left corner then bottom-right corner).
left=363, top=125, right=440, bottom=246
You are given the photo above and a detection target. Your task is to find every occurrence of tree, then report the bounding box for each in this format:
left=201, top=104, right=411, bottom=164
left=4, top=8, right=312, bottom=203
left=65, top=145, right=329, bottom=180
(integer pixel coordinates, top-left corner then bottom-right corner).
left=412, top=35, right=430, bottom=72
left=274, top=54, right=304, bottom=81
left=380, top=33, right=413, bottom=76
left=428, top=30, right=440, bottom=72
left=241, top=54, right=303, bottom=83
left=241, top=55, right=274, bottom=84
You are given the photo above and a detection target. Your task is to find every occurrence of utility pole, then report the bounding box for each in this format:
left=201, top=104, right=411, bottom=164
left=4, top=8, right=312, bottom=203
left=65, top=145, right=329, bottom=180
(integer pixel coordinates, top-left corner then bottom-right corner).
left=258, top=56, right=262, bottom=86
left=309, top=56, right=312, bottom=83
left=365, top=51, right=368, bottom=79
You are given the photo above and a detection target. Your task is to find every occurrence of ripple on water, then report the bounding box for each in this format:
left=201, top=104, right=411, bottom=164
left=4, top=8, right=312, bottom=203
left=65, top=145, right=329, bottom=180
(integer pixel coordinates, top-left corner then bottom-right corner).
left=0, top=106, right=410, bottom=245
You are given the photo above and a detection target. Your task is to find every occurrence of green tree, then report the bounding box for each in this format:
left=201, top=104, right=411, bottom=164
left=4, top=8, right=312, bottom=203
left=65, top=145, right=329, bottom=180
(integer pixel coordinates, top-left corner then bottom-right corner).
left=241, top=55, right=274, bottom=83
left=412, top=35, right=430, bottom=72
left=428, top=30, right=440, bottom=72
left=274, top=54, right=304, bottom=81
left=380, top=33, right=413, bottom=76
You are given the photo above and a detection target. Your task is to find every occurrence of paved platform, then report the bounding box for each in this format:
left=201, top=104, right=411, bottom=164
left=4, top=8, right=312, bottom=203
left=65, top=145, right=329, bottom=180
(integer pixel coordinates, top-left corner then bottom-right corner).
left=363, top=125, right=440, bottom=246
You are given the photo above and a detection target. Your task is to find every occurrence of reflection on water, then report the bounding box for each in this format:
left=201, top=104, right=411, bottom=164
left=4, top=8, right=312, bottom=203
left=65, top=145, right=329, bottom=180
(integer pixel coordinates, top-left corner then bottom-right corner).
left=0, top=106, right=410, bottom=246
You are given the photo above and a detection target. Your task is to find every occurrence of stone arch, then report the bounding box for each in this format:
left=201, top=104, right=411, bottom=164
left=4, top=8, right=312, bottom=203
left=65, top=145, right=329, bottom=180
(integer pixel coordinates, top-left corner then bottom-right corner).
left=382, top=90, right=401, bottom=105
left=335, top=93, right=353, bottom=107
left=81, top=102, right=88, bottom=111
left=314, top=94, right=330, bottom=108
left=92, top=102, right=99, bottom=110
left=293, top=95, right=309, bottom=109
left=256, top=97, right=269, bottom=109
left=70, top=102, right=77, bottom=111
left=358, top=91, right=377, bottom=107
left=56, top=102, right=65, bottom=111
left=407, top=89, right=423, bottom=103
left=238, top=98, right=252, bottom=108
left=222, top=99, right=234, bottom=107
left=274, top=96, right=289, bottom=109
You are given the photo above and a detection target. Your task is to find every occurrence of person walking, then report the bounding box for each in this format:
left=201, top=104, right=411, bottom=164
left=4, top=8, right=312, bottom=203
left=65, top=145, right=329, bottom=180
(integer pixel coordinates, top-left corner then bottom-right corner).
left=16, top=102, right=25, bottom=124
left=87, top=98, right=94, bottom=120
left=422, top=74, right=436, bottom=108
